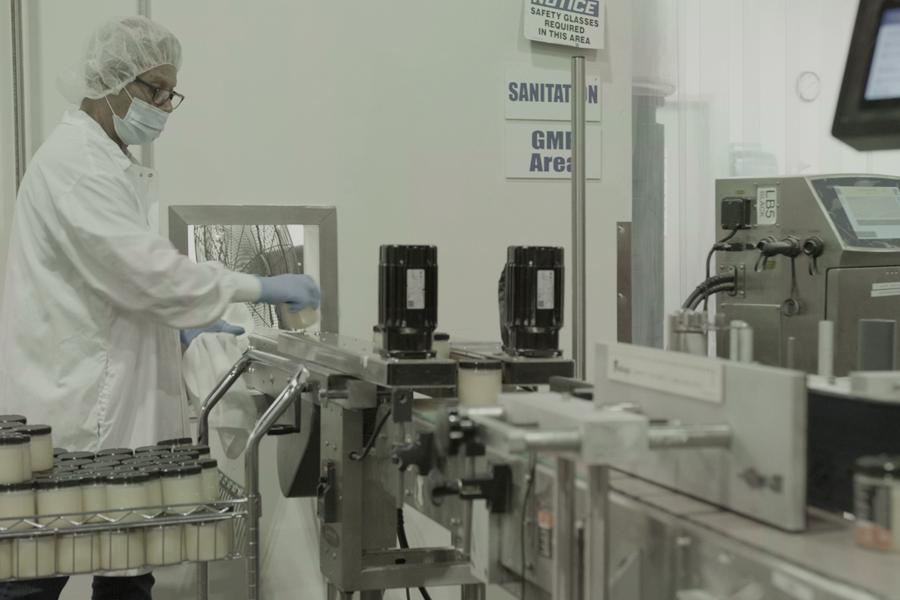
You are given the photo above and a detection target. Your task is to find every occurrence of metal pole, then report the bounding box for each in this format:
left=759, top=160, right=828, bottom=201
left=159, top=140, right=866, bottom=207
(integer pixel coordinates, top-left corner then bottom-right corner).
left=553, top=457, right=577, bottom=600
left=136, top=0, right=154, bottom=169
left=571, top=56, right=587, bottom=380
left=11, top=0, right=26, bottom=190
left=583, top=466, right=609, bottom=600
left=245, top=366, right=309, bottom=600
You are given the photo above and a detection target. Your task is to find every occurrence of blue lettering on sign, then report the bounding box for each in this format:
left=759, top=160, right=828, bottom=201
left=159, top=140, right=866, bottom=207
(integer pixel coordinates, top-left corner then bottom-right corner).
left=532, top=0, right=600, bottom=18
left=508, top=83, right=598, bottom=104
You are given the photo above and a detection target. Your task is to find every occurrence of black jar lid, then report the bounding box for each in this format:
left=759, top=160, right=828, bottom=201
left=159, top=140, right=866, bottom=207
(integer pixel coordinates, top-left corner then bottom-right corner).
left=75, top=473, right=102, bottom=485
left=135, top=445, right=171, bottom=454
left=181, top=458, right=218, bottom=470
left=36, top=476, right=81, bottom=490
left=52, top=448, right=67, bottom=457
left=159, top=464, right=202, bottom=478
left=855, top=455, right=900, bottom=478
left=122, top=457, right=155, bottom=465
left=458, top=360, right=502, bottom=370
left=156, top=437, right=193, bottom=447
left=51, top=465, right=80, bottom=474
left=106, top=472, right=150, bottom=485
left=0, top=434, right=28, bottom=446
left=0, top=415, right=27, bottom=424
left=137, top=467, right=161, bottom=480
left=13, top=425, right=51, bottom=436
left=181, top=444, right=210, bottom=455
left=82, top=466, right=117, bottom=476
left=0, top=481, right=34, bottom=492
left=112, top=465, right=138, bottom=472
left=87, top=460, right=122, bottom=469
left=57, top=451, right=95, bottom=461
left=98, top=454, right=133, bottom=463
left=59, top=459, right=93, bottom=469
left=0, top=423, right=20, bottom=430
left=433, top=333, right=450, bottom=341
left=96, top=448, right=133, bottom=457
left=170, top=451, right=201, bottom=462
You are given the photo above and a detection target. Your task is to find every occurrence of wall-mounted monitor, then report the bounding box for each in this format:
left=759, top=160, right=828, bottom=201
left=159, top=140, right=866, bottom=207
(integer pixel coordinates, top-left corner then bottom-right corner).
left=834, top=0, right=900, bottom=150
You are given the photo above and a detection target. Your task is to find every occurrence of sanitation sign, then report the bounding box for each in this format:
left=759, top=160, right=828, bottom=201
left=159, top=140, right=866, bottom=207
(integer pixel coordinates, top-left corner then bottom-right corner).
left=524, top=0, right=604, bottom=50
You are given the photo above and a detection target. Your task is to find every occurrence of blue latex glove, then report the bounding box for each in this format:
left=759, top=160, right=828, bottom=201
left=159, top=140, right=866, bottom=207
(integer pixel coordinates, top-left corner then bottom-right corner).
left=180, top=319, right=245, bottom=347
left=255, top=274, right=321, bottom=313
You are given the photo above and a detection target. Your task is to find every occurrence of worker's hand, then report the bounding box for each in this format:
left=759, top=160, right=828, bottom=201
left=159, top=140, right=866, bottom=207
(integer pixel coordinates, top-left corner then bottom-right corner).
left=255, top=274, right=321, bottom=313
left=180, top=319, right=246, bottom=348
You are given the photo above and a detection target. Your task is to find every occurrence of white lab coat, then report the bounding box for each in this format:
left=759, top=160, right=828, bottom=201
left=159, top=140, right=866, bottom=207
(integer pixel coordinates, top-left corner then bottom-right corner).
left=0, top=110, right=259, bottom=452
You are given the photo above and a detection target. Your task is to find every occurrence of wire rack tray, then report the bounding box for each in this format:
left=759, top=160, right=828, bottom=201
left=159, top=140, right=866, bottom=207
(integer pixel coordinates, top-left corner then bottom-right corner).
left=0, top=472, right=247, bottom=580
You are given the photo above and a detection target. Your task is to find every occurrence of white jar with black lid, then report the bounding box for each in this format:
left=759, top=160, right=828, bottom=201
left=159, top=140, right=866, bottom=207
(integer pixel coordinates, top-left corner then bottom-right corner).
left=0, top=434, right=29, bottom=484
left=105, top=471, right=150, bottom=522
left=182, top=459, right=219, bottom=502
left=0, top=481, right=35, bottom=580
left=160, top=464, right=203, bottom=514
left=35, top=476, right=82, bottom=525
left=13, top=425, right=53, bottom=472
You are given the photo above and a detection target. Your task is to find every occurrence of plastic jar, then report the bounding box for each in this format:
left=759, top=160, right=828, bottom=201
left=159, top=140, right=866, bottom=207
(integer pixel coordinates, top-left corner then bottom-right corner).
left=0, top=435, right=28, bottom=484
left=57, top=451, right=95, bottom=462
left=156, top=438, right=193, bottom=448
left=0, top=481, right=35, bottom=531
left=105, top=472, right=150, bottom=522
left=182, top=459, right=219, bottom=502
left=181, top=445, right=211, bottom=459
left=372, top=325, right=383, bottom=350
left=0, top=481, right=35, bottom=580
left=100, top=528, right=145, bottom=570
left=96, top=448, right=133, bottom=458
left=138, top=467, right=164, bottom=507
left=135, top=445, right=171, bottom=455
left=184, top=520, right=233, bottom=562
left=433, top=333, right=451, bottom=359
left=57, top=459, right=92, bottom=470
left=282, top=304, right=319, bottom=330
left=57, top=531, right=100, bottom=574
left=36, top=477, right=82, bottom=525
left=855, top=455, right=900, bottom=550
left=13, top=535, right=56, bottom=578
left=457, top=360, right=503, bottom=406
left=146, top=523, right=184, bottom=566
left=13, top=426, right=53, bottom=472
left=160, top=465, right=203, bottom=514
left=80, top=474, right=106, bottom=520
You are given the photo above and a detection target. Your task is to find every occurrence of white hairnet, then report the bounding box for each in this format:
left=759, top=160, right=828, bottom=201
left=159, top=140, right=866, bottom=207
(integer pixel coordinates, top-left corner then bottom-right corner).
left=57, top=15, right=181, bottom=104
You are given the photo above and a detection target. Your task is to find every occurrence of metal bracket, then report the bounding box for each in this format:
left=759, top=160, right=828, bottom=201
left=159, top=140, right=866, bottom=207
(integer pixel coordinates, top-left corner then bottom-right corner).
left=391, top=388, right=413, bottom=422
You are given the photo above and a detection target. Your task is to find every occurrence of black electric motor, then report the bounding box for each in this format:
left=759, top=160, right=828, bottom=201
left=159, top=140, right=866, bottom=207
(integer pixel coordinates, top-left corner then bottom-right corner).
left=502, top=246, right=564, bottom=357
left=378, top=245, right=438, bottom=358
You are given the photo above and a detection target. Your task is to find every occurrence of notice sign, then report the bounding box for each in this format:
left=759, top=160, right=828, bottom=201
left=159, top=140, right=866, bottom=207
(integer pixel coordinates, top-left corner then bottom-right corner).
left=524, top=0, right=604, bottom=50
left=506, top=121, right=601, bottom=179
left=505, top=65, right=601, bottom=122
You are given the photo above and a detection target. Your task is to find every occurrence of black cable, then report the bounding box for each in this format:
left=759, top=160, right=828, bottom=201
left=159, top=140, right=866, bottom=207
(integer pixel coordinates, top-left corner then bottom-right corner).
left=688, top=283, right=736, bottom=311
left=348, top=406, right=392, bottom=461
left=397, top=508, right=433, bottom=600
left=681, top=273, right=736, bottom=309
left=520, top=456, right=537, bottom=600
left=703, top=229, right=738, bottom=312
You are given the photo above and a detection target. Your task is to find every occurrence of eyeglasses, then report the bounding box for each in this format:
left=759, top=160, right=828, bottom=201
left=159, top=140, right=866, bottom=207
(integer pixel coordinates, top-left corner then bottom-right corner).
left=134, top=77, right=185, bottom=109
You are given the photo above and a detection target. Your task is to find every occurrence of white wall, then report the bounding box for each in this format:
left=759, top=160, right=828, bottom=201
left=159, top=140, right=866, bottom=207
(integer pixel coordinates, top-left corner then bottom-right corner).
left=8, top=1, right=633, bottom=599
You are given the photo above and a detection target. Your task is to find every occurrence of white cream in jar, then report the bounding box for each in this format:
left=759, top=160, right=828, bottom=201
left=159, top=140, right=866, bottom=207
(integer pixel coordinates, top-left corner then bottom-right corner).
left=182, top=459, right=219, bottom=502
left=13, top=425, right=53, bottom=472
left=146, top=524, right=184, bottom=566
left=160, top=465, right=203, bottom=515
left=184, top=520, right=233, bottom=561
left=104, top=471, right=150, bottom=522
left=100, top=528, right=145, bottom=570
left=457, top=360, right=503, bottom=406
left=0, top=435, right=28, bottom=485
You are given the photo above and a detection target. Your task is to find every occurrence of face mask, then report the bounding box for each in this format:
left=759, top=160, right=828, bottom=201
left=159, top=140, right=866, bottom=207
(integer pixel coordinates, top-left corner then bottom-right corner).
left=105, top=88, right=169, bottom=146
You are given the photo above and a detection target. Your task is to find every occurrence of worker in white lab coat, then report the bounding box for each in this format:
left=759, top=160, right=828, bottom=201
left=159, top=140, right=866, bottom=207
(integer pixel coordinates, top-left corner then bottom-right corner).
left=0, top=16, right=317, bottom=599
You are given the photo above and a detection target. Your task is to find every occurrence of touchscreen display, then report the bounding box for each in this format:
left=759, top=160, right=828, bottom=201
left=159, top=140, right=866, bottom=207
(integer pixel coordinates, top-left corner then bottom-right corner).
left=865, top=7, right=900, bottom=101
left=835, top=186, right=900, bottom=239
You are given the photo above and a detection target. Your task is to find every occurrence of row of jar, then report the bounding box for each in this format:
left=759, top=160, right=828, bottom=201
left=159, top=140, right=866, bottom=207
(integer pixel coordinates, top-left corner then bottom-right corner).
left=0, top=516, right=234, bottom=578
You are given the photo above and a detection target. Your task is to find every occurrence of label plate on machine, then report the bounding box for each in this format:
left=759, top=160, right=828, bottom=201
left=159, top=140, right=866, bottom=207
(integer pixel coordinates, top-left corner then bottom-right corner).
left=537, top=270, right=555, bottom=309
left=407, top=269, right=425, bottom=309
